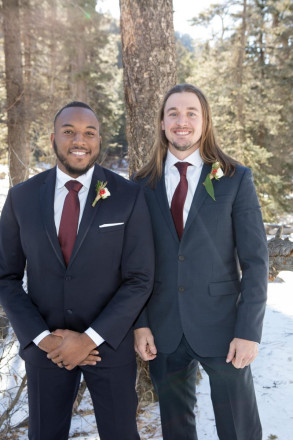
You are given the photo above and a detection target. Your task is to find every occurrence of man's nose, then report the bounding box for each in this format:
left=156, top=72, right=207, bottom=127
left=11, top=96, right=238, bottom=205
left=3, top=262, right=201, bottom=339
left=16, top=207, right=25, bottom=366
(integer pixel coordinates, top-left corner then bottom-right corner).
left=176, top=114, right=188, bottom=125
left=73, top=132, right=85, bottom=145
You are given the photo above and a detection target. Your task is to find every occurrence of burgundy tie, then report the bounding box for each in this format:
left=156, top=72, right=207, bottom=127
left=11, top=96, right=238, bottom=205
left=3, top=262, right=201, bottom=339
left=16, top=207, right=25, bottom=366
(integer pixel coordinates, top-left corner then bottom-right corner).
left=171, top=162, right=191, bottom=240
left=58, top=180, right=83, bottom=266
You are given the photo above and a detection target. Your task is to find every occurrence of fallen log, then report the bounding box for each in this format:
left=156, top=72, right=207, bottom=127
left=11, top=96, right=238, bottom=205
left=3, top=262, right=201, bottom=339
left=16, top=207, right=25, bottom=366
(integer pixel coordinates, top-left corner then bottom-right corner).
left=268, top=226, right=293, bottom=280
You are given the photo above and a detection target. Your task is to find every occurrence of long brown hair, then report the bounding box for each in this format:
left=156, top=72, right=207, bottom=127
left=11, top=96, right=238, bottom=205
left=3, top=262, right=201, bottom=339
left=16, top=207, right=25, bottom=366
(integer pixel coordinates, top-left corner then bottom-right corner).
left=135, top=84, right=239, bottom=186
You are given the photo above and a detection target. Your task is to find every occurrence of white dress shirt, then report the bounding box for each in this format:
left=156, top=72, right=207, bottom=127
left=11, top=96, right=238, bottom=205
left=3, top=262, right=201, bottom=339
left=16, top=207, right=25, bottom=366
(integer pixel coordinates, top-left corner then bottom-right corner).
left=34, top=166, right=105, bottom=348
left=165, top=148, right=203, bottom=226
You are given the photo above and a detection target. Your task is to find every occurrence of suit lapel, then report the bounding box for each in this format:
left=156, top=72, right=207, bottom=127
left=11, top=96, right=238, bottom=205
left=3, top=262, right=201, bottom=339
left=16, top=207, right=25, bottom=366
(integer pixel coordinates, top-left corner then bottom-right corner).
left=183, top=162, right=211, bottom=236
left=154, top=172, right=179, bottom=243
left=40, top=167, right=65, bottom=267
left=68, top=164, right=106, bottom=267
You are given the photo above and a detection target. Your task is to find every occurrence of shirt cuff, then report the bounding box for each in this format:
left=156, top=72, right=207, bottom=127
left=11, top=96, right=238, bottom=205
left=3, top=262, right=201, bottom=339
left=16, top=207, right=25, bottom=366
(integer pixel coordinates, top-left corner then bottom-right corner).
left=33, top=330, right=51, bottom=346
left=85, top=327, right=105, bottom=347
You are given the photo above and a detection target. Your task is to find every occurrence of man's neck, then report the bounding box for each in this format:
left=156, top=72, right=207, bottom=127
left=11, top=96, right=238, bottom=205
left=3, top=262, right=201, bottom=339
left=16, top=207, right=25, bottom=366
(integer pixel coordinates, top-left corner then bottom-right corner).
left=168, top=146, right=199, bottom=161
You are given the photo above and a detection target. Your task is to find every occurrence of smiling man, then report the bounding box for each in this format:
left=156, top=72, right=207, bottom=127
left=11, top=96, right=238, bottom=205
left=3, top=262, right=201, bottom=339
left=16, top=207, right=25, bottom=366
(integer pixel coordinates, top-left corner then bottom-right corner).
left=0, top=102, right=154, bottom=440
left=161, top=91, right=203, bottom=155
left=134, top=84, right=268, bottom=440
left=52, top=105, right=101, bottom=176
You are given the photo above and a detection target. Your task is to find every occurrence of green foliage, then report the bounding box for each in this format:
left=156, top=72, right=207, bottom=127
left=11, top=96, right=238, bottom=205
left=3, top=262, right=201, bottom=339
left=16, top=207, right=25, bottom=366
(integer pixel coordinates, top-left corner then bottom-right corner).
left=0, top=0, right=124, bottom=167
left=180, top=0, right=293, bottom=220
left=0, top=0, right=291, bottom=220
left=175, top=34, right=196, bottom=83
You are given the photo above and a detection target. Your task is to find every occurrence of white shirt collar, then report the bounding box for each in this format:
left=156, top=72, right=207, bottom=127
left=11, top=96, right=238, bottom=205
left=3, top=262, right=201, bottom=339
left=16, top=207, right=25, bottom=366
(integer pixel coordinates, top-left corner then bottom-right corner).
left=165, top=148, right=203, bottom=173
left=56, top=165, right=94, bottom=190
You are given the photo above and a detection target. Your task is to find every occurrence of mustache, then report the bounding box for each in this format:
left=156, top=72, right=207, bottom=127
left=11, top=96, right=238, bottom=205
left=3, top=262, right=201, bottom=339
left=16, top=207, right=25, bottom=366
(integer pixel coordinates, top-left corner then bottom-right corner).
left=69, top=147, right=89, bottom=152
left=53, top=140, right=89, bottom=153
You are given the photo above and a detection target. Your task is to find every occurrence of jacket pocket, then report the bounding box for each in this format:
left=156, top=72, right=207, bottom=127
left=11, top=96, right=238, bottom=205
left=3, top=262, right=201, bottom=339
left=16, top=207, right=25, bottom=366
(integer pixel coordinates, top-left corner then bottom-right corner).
left=98, top=224, right=125, bottom=232
left=208, top=279, right=240, bottom=296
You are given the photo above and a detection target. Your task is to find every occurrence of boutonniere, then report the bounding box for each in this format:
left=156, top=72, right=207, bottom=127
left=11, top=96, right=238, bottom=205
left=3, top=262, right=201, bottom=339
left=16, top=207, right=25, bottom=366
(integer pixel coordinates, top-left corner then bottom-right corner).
left=203, top=162, right=224, bottom=201
left=92, top=180, right=111, bottom=207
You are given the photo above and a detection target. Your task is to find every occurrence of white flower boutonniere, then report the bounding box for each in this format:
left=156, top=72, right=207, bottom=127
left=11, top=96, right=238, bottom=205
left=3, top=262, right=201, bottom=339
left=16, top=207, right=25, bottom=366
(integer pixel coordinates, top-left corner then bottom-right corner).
left=203, top=162, right=224, bottom=201
left=92, top=181, right=111, bottom=207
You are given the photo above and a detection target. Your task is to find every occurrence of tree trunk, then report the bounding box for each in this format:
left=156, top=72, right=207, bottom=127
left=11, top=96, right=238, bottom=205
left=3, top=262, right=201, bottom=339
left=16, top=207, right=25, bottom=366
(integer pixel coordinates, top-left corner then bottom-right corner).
left=120, top=0, right=177, bottom=175
left=68, top=1, right=89, bottom=102
left=3, top=0, right=28, bottom=186
left=120, top=0, right=177, bottom=406
left=21, top=0, right=33, bottom=168
left=235, top=0, right=247, bottom=152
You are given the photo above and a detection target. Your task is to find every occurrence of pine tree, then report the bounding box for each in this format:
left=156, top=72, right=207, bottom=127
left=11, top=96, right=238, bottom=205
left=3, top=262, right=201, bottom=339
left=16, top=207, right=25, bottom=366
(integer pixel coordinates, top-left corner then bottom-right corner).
left=187, top=0, right=292, bottom=220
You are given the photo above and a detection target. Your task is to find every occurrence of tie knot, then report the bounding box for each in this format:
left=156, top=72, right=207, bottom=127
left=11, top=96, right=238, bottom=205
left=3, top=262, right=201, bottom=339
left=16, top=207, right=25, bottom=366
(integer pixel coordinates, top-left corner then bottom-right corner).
left=65, top=180, right=83, bottom=193
left=175, top=162, right=191, bottom=177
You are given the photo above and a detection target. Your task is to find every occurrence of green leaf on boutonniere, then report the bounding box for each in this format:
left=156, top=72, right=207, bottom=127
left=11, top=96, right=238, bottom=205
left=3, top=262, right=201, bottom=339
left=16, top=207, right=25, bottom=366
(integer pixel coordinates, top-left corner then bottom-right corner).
left=203, top=162, right=224, bottom=200
left=203, top=173, right=216, bottom=201
left=92, top=180, right=110, bottom=207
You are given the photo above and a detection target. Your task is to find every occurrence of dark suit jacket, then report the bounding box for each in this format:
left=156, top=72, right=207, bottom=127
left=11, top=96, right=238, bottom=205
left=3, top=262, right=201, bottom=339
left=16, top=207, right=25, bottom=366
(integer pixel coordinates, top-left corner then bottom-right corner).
left=135, top=163, right=268, bottom=357
left=0, top=164, right=154, bottom=367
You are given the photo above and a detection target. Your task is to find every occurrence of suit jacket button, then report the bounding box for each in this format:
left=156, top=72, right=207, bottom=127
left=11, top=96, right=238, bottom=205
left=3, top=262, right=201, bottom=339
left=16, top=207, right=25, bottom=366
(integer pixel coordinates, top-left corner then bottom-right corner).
left=178, top=286, right=184, bottom=292
left=67, top=309, right=73, bottom=314
left=65, top=276, right=72, bottom=281
left=178, top=255, right=185, bottom=261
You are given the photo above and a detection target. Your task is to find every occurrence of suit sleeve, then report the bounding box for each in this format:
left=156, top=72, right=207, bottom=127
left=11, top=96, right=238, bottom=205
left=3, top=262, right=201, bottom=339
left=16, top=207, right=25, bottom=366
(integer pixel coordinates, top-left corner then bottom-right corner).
left=0, top=189, right=49, bottom=348
left=89, top=187, right=155, bottom=349
left=232, top=168, right=268, bottom=343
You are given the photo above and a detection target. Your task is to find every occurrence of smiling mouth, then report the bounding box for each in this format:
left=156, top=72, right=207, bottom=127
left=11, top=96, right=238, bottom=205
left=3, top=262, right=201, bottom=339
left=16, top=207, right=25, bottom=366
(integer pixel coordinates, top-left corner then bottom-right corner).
left=174, top=130, right=191, bottom=136
left=70, top=150, right=88, bottom=157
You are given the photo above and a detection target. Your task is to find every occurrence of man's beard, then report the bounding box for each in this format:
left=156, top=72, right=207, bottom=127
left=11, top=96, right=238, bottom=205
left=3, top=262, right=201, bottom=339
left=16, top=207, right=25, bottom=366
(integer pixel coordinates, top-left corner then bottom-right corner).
left=53, top=140, right=99, bottom=177
left=170, top=140, right=200, bottom=152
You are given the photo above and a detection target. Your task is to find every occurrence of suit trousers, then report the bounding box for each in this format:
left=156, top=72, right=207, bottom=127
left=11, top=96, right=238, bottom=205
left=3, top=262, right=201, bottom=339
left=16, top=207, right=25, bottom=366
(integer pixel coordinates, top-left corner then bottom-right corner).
left=149, top=336, right=262, bottom=440
left=25, top=359, right=140, bottom=440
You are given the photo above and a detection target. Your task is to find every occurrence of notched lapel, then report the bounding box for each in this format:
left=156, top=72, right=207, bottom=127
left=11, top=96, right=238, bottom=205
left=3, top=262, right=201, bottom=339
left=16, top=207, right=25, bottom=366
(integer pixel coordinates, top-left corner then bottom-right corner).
left=154, top=175, right=179, bottom=243
left=68, top=164, right=106, bottom=267
left=40, top=167, right=65, bottom=267
left=183, top=163, right=211, bottom=236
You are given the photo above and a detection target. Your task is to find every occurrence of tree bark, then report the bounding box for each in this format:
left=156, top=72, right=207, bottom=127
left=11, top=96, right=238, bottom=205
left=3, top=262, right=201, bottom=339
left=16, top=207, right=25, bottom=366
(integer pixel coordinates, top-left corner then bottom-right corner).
left=268, top=227, right=293, bottom=280
left=235, top=0, right=247, bottom=152
left=120, top=0, right=177, bottom=175
left=3, top=0, right=28, bottom=186
left=120, top=0, right=177, bottom=406
left=68, top=0, right=90, bottom=102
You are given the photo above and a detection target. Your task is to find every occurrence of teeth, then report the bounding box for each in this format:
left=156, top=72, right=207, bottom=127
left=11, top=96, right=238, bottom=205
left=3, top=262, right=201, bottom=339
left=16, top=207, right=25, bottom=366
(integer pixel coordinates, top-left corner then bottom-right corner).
left=72, top=151, right=86, bottom=156
left=175, top=131, right=190, bottom=135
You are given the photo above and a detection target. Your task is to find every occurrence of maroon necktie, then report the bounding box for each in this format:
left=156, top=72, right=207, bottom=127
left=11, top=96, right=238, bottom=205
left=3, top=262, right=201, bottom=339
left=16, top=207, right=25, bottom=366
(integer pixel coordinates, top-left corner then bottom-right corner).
left=171, top=162, right=191, bottom=240
left=58, top=180, right=83, bottom=266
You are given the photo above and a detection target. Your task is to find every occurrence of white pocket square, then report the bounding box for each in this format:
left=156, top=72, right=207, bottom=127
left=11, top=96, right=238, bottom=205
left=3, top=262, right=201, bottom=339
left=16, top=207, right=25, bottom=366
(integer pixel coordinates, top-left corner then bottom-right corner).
left=99, top=223, right=124, bottom=228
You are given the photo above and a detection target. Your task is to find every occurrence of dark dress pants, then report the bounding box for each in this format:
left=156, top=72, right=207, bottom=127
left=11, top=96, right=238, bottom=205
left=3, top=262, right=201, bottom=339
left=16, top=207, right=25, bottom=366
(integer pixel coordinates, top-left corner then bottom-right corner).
left=149, top=336, right=262, bottom=440
left=25, top=359, right=140, bottom=440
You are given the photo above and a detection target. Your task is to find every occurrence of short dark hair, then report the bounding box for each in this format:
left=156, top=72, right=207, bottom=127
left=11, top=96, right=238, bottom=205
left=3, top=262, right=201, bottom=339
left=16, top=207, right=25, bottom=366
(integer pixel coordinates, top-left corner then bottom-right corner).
left=54, top=101, right=98, bottom=128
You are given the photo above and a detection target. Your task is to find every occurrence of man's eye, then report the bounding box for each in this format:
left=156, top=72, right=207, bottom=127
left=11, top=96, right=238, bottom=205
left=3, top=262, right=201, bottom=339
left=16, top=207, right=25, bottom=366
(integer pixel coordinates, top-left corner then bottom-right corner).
left=188, top=112, right=196, bottom=117
left=86, top=132, right=95, bottom=136
left=64, top=130, right=73, bottom=135
left=169, top=112, right=177, bottom=117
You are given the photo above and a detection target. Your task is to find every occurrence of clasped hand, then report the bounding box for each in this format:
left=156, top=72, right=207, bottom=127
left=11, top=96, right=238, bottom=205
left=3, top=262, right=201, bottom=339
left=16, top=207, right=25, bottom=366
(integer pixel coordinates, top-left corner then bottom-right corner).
left=39, top=330, right=101, bottom=370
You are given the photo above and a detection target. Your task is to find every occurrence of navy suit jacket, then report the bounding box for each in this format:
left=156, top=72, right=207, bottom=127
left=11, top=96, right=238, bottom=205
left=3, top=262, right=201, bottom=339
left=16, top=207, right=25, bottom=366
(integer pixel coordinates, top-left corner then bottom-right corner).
left=135, top=163, right=268, bottom=357
left=0, top=164, right=154, bottom=367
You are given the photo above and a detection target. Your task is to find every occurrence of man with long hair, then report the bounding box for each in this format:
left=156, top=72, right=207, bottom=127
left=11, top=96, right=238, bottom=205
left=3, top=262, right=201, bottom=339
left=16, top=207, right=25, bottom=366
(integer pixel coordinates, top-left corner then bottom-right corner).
left=134, top=84, right=268, bottom=440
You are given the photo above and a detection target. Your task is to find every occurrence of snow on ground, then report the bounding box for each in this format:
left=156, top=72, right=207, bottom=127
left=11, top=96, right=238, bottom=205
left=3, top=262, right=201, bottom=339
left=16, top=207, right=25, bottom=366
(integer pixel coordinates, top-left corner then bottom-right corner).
left=68, top=272, right=293, bottom=440
left=0, top=164, right=292, bottom=439
left=6, top=274, right=291, bottom=440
